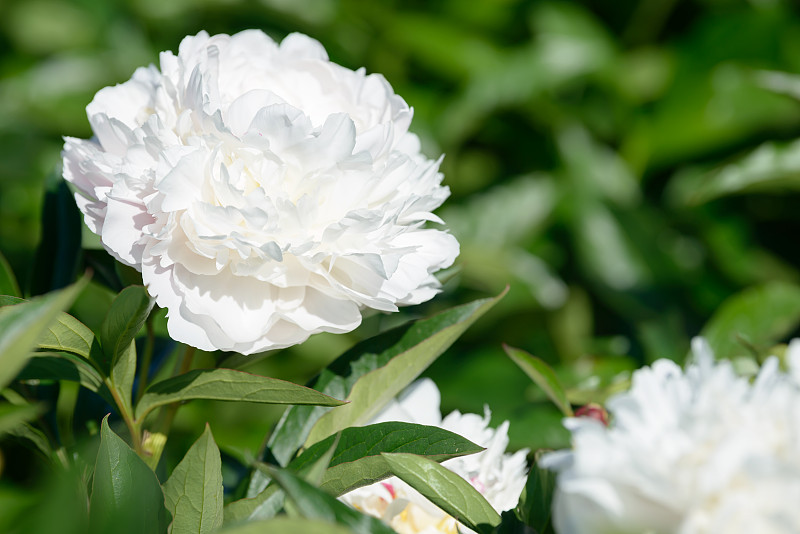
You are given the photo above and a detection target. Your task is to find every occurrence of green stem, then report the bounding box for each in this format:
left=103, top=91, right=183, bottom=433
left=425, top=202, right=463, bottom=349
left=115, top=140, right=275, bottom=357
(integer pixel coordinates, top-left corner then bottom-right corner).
left=107, top=380, right=143, bottom=455
left=134, top=318, right=156, bottom=403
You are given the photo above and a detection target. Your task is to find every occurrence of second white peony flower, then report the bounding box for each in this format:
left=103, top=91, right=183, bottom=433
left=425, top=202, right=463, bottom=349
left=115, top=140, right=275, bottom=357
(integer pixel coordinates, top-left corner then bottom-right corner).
left=63, top=30, right=458, bottom=354
left=542, top=338, right=800, bottom=534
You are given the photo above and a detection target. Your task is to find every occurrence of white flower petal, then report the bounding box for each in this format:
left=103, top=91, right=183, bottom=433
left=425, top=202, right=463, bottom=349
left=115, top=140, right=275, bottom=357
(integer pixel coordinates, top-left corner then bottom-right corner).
left=63, top=29, right=458, bottom=354
left=545, top=336, right=800, bottom=534
left=341, top=379, right=529, bottom=534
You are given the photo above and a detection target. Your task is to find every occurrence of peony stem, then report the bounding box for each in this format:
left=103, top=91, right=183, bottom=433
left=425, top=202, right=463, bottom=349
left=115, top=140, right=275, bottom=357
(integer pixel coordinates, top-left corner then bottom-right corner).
left=108, top=381, right=143, bottom=455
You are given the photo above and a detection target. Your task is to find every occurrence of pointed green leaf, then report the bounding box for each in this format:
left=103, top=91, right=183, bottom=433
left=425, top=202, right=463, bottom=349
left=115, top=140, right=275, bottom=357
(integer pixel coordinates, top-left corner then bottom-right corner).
left=266, top=465, right=395, bottom=534
left=516, top=451, right=556, bottom=534
left=0, top=250, right=20, bottom=297
left=90, top=416, right=170, bottom=534
left=99, top=285, right=154, bottom=373
left=0, top=295, right=99, bottom=362
left=290, top=422, right=483, bottom=496
left=111, top=341, right=137, bottom=416
left=0, top=278, right=87, bottom=389
left=223, top=484, right=284, bottom=524
left=40, top=314, right=97, bottom=361
left=673, top=138, right=800, bottom=206
left=17, top=353, right=113, bottom=404
left=0, top=390, right=51, bottom=457
left=701, top=282, right=800, bottom=360
left=503, top=345, right=573, bottom=417
left=0, top=403, right=40, bottom=436
left=382, top=452, right=501, bottom=534
left=295, top=434, right=339, bottom=487
left=30, top=179, right=83, bottom=296
left=304, top=289, right=507, bottom=447
left=6, top=422, right=52, bottom=458
left=217, top=517, right=353, bottom=534
left=135, top=369, right=345, bottom=420
left=163, top=424, right=223, bottom=534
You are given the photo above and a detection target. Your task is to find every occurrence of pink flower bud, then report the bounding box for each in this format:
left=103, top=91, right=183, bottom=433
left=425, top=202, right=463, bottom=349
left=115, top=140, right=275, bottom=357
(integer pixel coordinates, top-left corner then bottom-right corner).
left=575, top=403, right=609, bottom=426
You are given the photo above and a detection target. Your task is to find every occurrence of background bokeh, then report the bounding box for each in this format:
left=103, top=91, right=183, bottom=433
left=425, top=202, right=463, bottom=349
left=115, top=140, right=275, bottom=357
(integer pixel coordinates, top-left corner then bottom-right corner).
left=2, top=0, right=800, bottom=472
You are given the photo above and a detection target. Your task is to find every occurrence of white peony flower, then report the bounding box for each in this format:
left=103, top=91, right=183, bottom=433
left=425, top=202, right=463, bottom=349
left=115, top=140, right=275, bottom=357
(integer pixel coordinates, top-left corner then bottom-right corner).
left=63, top=30, right=458, bottom=354
left=340, top=378, right=529, bottom=533
left=542, top=337, right=800, bottom=534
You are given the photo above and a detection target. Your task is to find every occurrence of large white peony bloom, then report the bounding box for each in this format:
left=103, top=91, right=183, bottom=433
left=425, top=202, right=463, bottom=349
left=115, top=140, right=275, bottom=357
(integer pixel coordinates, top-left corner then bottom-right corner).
left=542, top=338, right=800, bottom=534
left=340, top=378, right=529, bottom=534
left=63, top=30, right=458, bottom=354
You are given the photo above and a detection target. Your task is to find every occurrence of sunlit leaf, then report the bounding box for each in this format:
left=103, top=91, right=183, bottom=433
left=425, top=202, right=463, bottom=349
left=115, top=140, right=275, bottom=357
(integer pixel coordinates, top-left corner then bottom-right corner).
left=217, top=517, right=353, bottom=534
left=671, top=139, right=800, bottom=205
left=265, top=291, right=506, bottom=472
left=382, top=452, right=501, bottom=534
left=701, top=281, right=800, bottom=360
left=0, top=295, right=99, bottom=362
left=304, top=289, right=507, bottom=447
left=0, top=278, right=87, bottom=389
left=503, top=345, right=573, bottom=417
left=223, top=484, right=284, bottom=524
left=163, top=424, right=223, bottom=534
left=99, top=285, right=154, bottom=373
left=266, top=465, right=395, bottom=534
left=89, top=416, right=170, bottom=534
left=135, top=369, right=345, bottom=420
left=290, top=421, right=483, bottom=496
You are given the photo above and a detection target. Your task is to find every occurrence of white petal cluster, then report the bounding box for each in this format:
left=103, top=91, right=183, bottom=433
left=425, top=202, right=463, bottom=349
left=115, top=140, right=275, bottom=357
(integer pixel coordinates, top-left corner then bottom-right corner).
left=63, top=30, right=458, bottom=354
left=340, top=379, right=529, bottom=533
left=542, top=338, right=800, bottom=534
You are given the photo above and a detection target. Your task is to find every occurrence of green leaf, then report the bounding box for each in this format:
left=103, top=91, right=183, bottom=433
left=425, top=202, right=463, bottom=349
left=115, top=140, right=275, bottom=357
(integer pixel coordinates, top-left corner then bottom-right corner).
left=111, top=341, right=137, bottom=416
left=503, top=345, right=573, bottom=417
left=135, top=368, right=346, bottom=420
left=382, top=452, right=501, bottom=534
left=89, top=416, right=170, bottom=534
left=701, top=282, right=800, bottom=360
left=0, top=250, right=20, bottom=297
left=39, top=313, right=97, bottom=361
left=493, top=510, right=538, bottom=534
left=0, top=295, right=99, bottom=362
left=290, top=422, right=483, bottom=496
left=30, top=179, right=83, bottom=296
left=217, top=517, right=353, bottom=534
left=223, top=484, right=284, bottom=524
left=0, top=390, right=52, bottom=457
left=295, top=434, right=339, bottom=487
left=266, top=465, right=395, bottom=534
left=672, top=139, right=800, bottom=206
left=0, top=403, right=40, bottom=436
left=516, top=451, right=557, bottom=534
left=99, top=285, right=154, bottom=373
left=303, top=289, right=507, bottom=447
left=163, top=424, right=223, bottom=534
left=0, top=278, right=87, bottom=389
left=17, top=353, right=113, bottom=405
left=6, top=422, right=53, bottom=459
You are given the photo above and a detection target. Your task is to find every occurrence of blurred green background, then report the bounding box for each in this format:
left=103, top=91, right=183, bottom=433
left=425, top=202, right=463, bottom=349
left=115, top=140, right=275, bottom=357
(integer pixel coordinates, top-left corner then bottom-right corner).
left=3, top=0, right=800, bottom=473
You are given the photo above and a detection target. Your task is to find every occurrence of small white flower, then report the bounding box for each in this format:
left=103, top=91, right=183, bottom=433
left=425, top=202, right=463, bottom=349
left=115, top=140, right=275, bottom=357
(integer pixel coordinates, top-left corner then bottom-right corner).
left=340, top=379, right=529, bottom=533
left=542, top=337, right=800, bottom=534
left=63, top=30, right=458, bottom=354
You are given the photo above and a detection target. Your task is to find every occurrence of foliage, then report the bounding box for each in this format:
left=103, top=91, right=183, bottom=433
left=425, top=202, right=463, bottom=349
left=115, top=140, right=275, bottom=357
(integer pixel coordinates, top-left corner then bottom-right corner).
left=2, top=0, right=800, bottom=532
